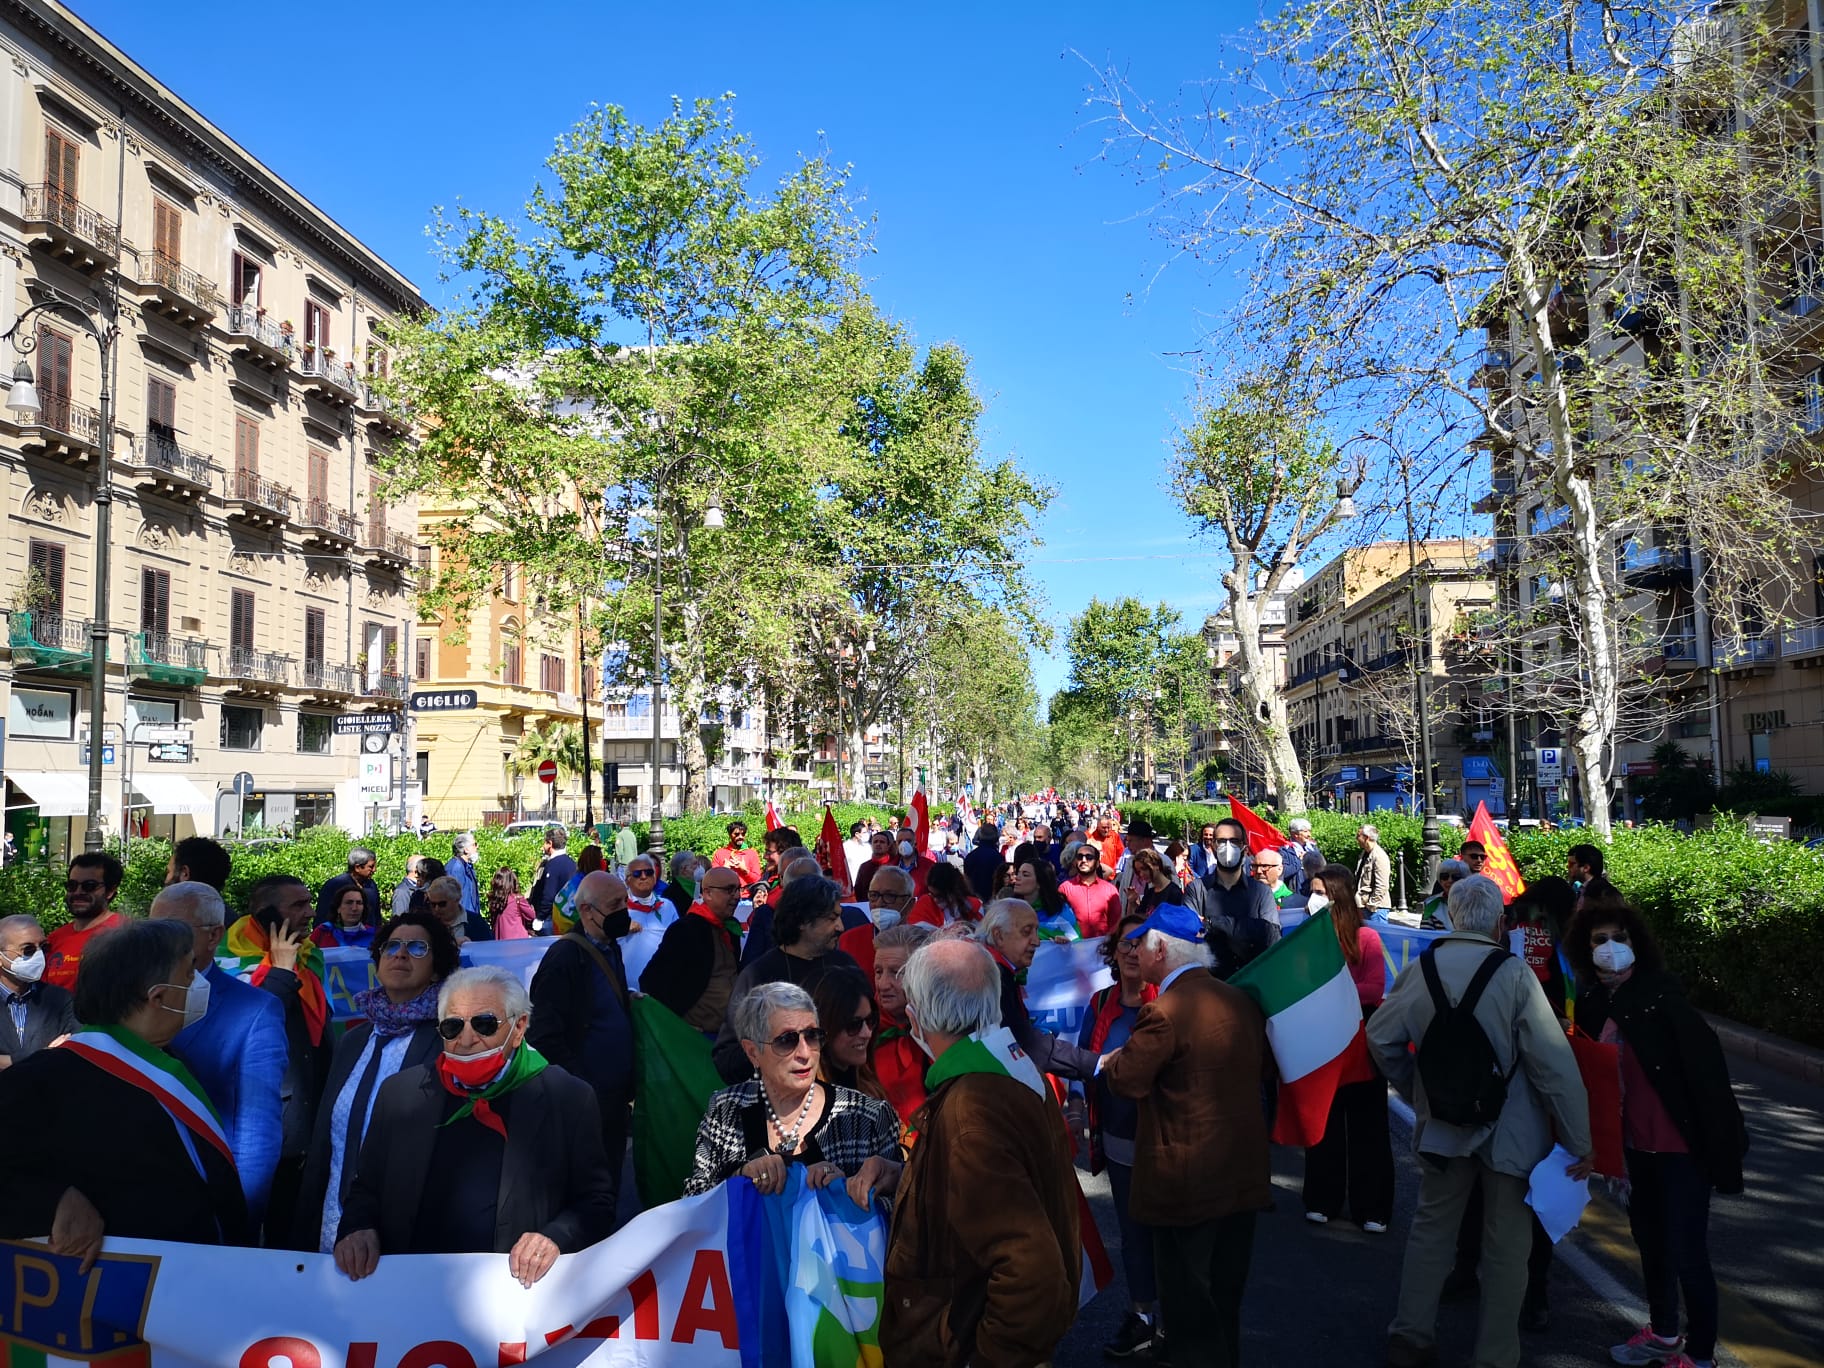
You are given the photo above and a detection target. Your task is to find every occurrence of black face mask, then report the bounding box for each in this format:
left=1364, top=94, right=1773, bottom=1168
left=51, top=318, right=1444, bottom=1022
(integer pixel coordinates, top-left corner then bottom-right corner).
left=600, top=910, right=632, bottom=941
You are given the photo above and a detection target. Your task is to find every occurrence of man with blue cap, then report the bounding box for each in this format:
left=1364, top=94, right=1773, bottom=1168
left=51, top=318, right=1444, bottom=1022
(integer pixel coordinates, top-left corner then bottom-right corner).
left=1102, top=901, right=1272, bottom=1368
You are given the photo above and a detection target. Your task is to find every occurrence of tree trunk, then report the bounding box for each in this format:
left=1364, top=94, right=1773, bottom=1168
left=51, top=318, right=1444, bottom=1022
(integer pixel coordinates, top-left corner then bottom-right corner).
left=1517, top=252, right=1616, bottom=838
left=674, top=597, right=712, bottom=814
left=1225, top=578, right=1308, bottom=813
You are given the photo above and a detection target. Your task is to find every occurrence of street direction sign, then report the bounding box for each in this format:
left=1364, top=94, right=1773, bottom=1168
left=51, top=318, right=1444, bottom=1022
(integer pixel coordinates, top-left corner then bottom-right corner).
left=148, top=741, right=193, bottom=764
left=334, top=713, right=404, bottom=735
left=410, top=689, right=478, bottom=713
left=537, top=759, right=559, bottom=785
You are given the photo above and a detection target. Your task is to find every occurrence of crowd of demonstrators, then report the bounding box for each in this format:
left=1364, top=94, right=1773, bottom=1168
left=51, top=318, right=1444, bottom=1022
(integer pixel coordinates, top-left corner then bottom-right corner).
left=0, top=801, right=1759, bottom=1368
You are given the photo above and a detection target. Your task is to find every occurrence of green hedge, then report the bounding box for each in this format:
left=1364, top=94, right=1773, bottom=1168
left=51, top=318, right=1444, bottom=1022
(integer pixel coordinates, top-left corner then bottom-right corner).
left=1120, top=801, right=1824, bottom=1048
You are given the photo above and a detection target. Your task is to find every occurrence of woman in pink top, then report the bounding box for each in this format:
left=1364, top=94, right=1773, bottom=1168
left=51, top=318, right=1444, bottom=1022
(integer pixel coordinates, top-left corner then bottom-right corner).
left=1300, top=863, right=1394, bottom=1232
left=485, top=867, right=537, bottom=939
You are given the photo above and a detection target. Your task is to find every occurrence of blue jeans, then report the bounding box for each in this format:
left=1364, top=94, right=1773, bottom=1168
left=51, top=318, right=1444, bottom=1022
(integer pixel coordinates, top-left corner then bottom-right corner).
left=1106, top=1158, right=1157, bottom=1305
left=1626, top=1148, right=1717, bottom=1360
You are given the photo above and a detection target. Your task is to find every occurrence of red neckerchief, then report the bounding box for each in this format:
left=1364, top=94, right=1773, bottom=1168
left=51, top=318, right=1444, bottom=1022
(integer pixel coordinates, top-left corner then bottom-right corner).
left=687, top=900, right=743, bottom=946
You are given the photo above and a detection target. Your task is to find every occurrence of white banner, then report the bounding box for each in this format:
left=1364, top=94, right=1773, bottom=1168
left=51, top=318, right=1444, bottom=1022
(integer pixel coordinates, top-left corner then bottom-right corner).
left=2, top=1171, right=891, bottom=1368
left=1025, top=938, right=1114, bottom=1039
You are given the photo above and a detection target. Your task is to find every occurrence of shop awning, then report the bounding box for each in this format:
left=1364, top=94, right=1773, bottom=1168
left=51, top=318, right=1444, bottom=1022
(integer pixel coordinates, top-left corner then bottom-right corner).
left=7, top=770, right=100, bottom=817
left=131, top=774, right=215, bottom=818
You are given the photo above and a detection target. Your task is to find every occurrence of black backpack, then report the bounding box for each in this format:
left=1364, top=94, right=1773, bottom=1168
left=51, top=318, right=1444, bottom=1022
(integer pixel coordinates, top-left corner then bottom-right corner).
left=1416, top=946, right=1517, bottom=1128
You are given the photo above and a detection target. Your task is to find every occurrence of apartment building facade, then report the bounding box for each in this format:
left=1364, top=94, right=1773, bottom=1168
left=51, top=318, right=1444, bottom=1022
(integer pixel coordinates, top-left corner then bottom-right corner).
left=1278, top=542, right=1497, bottom=814
left=0, top=0, right=422, bottom=859
left=1189, top=579, right=1296, bottom=802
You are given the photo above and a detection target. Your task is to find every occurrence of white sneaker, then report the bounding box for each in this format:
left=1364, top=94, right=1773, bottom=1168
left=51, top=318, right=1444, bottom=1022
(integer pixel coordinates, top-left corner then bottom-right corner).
left=1363, top=1221, right=1388, bottom=1233
left=1304, top=1211, right=1329, bottom=1224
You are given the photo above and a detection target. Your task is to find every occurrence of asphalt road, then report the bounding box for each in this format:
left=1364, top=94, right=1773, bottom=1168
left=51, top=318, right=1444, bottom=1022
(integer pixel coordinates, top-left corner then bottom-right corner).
left=1055, top=1057, right=1823, bottom=1368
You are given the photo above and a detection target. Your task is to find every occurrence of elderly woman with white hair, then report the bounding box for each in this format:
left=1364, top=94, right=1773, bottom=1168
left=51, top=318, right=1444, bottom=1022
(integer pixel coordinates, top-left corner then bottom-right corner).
left=684, top=980, right=903, bottom=1209
left=333, top=965, right=614, bottom=1287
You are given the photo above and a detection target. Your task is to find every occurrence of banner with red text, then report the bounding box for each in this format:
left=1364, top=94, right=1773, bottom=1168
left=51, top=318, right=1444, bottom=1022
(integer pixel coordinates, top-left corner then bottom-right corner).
left=0, top=1172, right=885, bottom=1368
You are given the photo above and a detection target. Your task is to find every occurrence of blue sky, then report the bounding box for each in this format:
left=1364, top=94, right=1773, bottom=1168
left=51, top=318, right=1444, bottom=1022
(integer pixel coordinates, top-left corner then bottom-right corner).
left=73, top=0, right=1262, bottom=703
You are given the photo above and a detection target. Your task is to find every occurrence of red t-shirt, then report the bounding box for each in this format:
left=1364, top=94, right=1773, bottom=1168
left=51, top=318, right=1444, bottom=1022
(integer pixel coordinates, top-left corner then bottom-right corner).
left=1060, top=877, right=1122, bottom=939
left=45, top=911, right=126, bottom=992
left=711, top=846, right=762, bottom=887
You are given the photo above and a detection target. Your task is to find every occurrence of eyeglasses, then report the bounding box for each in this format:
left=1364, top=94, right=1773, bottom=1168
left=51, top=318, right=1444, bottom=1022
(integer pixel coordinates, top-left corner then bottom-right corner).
left=5, top=943, right=43, bottom=959
left=1114, top=940, right=1141, bottom=955
left=839, top=1015, right=875, bottom=1037
left=1075, top=852, right=1099, bottom=862
left=382, top=939, right=432, bottom=959
left=1589, top=930, right=1630, bottom=945
left=437, top=1013, right=507, bottom=1040
left=425, top=897, right=457, bottom=909
left=702, top=883, right=739, bottom=897
left=756, top=1027, right=825, bottom=1054
left=628, top=869, right=657, bottom=879
left=65, top=878, right=104, bottom=893
left=871, top=890, right=914, bottom=905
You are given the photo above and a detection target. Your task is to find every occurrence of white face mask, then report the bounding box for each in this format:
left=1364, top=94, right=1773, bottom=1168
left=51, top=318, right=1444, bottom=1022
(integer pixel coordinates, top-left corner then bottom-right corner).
left=2, top=946, right=46, bottom=984
left=1592, top=940, right=1636, bottom=974
left=1306, top=894, right=1330, bottom=916
left=897, top=840, right=916, bottom=859
left=1215, top=841, right=1245, bottom=870
left=905, top=1008, right=935, bottom=1060
left=868, top=904, right=902, bottom=931
left=155, top=969, right=210, bottom=1029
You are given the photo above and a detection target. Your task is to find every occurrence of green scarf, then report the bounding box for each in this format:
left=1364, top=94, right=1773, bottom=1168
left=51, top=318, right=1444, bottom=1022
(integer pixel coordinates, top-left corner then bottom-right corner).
left=436, top=1043, right=548, bottom=1138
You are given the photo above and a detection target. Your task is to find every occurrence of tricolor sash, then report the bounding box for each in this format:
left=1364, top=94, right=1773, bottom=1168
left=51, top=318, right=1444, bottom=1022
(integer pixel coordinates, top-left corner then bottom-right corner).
left=61, top=1025, right=236, bottom=1171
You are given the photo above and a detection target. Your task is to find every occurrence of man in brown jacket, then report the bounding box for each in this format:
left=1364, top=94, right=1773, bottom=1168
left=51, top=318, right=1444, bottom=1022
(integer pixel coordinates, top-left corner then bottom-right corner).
left=882, top=938, right=1080, bottom=1367
left=1104, top=903, right=1272, bottom=1368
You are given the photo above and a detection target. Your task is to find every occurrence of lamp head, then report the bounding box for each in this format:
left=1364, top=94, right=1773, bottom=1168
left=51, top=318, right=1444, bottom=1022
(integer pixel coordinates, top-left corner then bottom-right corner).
left=5, top=360, right=41, bottom=419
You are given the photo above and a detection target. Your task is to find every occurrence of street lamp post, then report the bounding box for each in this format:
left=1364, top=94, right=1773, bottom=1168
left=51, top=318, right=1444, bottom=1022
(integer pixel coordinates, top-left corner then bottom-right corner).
left=641, top=468, right=723, bottom=868
left=6, top=294, right=118, bottom=853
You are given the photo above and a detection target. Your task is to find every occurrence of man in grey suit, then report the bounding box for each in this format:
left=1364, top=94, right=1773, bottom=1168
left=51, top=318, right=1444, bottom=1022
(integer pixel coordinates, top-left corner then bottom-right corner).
left=0, top=914, right=78, bottom=1068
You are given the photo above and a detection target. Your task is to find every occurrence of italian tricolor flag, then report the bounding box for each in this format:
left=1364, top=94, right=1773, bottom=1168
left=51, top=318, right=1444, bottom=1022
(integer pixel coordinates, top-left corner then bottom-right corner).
left=1231, top=912, right=1369, bottom=1147
left=925, top=1027, right=1114, bottom=1306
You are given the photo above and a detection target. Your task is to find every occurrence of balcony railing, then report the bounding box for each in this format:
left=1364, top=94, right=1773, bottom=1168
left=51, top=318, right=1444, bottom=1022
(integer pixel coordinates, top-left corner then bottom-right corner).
left=365, top=671, right=409, bottom=700
left=356, top=383, right=411, bottom=429
left=223, top=307, right=296, bottom=364
left=225, top=646, right=290, bottom=687
left=299, top=347, right=358, bottom=399
left=226, top=468, right=296, bottom=519
left=302, top=660, right=361, bottom=695
left=300, top=497, right=358, bottom=543
left=1781, top=620, right=1824, bottom=658
left=1620, top=540, right=1692, bottom=580
left=1713, top=631, right=1778, bottom=668
left=7, top=609, right=95, bottom=672
left=134, top=430, right=217, bottom=489
left=22, top=183, right=120, bottom=263
left=128, top=632, right=209, bottom=685
left=20, top=391, right=104, bottom=459
left=142, top=252, right=220, bottom=318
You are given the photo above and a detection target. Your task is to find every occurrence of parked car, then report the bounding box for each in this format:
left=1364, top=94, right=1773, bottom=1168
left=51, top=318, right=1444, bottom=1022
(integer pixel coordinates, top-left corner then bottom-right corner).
left=500, top=819, right=559, bottom=839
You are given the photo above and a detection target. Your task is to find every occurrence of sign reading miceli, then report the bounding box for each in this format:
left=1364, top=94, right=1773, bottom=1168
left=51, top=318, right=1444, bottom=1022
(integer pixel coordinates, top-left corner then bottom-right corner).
left=409, top=689, right=478, bottom=712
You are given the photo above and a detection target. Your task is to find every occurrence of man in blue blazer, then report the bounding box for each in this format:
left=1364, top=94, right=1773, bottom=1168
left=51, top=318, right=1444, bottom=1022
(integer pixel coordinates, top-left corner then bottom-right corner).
left=155, top=881, right=288, bottom=1227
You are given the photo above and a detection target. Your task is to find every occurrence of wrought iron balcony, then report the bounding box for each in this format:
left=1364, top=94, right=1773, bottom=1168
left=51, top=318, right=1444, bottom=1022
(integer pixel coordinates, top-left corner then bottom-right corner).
left=128, top=632, right=209, bottom=686
left=365, top=670, right=409, bottom=701
left=22, top=183, right=120, bottom=271
left=17, top=391, right=103, bottom=466
left=223, top=306, right=295, bottom=369
left=224, top=469, right=296, bottom=528
left=361, top=523, right=414, bottom=571
left=7, top=610, right=97, bottom=673
left=299, top=497, right=358, bottom=548
left=139, top=252, right=220, bottom=326
left=128, top=430, right=216, bottom=502
left=224, top=646, right=291, bottom=690
left=299, top=346, right=358, bottom=405
left=301, top=659, right=361, bottom=697
left=355, top=383, right=412, bottom=433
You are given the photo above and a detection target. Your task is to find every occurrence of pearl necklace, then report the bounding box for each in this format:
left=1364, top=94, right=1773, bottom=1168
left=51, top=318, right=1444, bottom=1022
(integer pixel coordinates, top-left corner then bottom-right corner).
left=761, top=1081, right=817, bottom=1155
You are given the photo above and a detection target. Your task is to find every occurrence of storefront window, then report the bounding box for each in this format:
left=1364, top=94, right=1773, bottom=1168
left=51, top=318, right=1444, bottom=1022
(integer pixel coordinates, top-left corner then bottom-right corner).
left=298, top=713, right=332, bottom=755
left=221, top=704, right=263, bottom=751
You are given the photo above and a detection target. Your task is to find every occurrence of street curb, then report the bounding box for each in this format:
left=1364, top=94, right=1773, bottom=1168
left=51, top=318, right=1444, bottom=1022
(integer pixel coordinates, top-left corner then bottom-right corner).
left=1703, top=1012, right=1824, bottom=1089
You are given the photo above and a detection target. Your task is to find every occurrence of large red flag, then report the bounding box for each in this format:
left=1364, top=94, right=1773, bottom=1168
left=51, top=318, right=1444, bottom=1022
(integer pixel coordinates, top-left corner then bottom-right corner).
left=1227, top=797, right=1287, bottom=857
left=763, top=798, right=781, bottom=832
left=819, top=803, right=852, bottom=896
left=1468, top=801, right=1526, bottom=905
left=911, top=782, right=930, bottom=854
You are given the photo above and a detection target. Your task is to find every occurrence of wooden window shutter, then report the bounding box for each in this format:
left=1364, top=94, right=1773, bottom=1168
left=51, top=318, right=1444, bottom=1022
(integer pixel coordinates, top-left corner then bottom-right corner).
left=307, top=448, right=329, bottom=503
left=235, top=415, right=258, bottom=476
left=147, top=375, right=176, bottom=438
left=141, top=568, right=170, bottom=636
left=153, top=198, right=182, bottom=262
left=28, top=540, right=66, bottom=614
left=44, top=128, right=77, bottom=196
left=230, top=590, right=255, bottom=653
left=304, top=607, right=325, bottom=664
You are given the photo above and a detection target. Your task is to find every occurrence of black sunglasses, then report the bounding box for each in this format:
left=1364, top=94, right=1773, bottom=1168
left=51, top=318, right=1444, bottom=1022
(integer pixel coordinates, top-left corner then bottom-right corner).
left=381, top=939, right=431, bottom=959
left=438, top=1013, right=507, bottom=1040
left=65, top=878, right=105, bottom=893
left=1075, top=852, right=1099, bottom=861
left=758, top=1027, right=825, bottom=1054
left=838, top=1014, right=875, bottom=1037
left=628, top=868, right=657, bottom=878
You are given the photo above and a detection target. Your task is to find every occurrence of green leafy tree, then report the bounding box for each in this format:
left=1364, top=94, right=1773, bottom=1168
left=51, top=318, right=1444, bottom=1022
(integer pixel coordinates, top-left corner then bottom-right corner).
left=1090, top=3, right=1821, bottom=835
